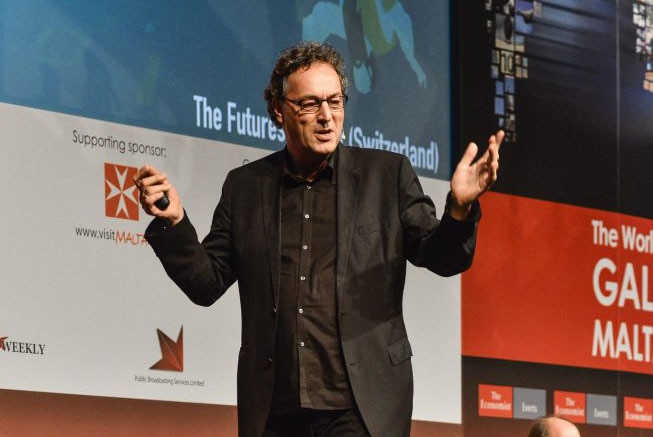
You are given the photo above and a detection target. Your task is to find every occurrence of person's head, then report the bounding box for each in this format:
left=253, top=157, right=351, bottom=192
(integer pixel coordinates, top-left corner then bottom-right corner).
left=264, top=41, right=348, bottom=167
left=528, top=416, right=580, bottom=437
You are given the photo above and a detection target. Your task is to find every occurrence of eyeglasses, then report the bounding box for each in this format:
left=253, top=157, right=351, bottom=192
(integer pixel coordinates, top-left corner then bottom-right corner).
left=282, top=94, right=348, bottom=114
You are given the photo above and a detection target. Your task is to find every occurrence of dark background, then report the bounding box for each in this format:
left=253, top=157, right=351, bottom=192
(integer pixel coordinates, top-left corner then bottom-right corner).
left=454, top=0, right=652, bottom=219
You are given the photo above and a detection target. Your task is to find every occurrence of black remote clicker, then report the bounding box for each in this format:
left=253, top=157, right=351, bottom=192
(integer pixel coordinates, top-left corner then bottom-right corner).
left=155, top=192, right=170, bottom=210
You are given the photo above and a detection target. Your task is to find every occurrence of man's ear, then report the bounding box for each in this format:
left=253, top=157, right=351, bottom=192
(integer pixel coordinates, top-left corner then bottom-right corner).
left=273, top=101, right=284, bottom=126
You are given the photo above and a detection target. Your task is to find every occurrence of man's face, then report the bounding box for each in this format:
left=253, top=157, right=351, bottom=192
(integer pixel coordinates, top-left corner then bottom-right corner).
left=274, top=62, right=345, bottom=165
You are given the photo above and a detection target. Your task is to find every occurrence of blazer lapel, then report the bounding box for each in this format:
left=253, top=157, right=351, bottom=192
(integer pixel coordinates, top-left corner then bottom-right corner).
left=260, top=152, right=283, bottom=310
left=336, top=146, right=360, bottom=291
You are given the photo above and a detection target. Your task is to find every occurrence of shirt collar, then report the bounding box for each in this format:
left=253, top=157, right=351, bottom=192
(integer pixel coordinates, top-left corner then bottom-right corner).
left=281, top=146, right=338, bottom=185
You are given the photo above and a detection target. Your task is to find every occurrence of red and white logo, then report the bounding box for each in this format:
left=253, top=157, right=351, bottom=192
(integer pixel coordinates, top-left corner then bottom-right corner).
left=624, top=397, right=653, bottom=429
left=105, top=163, right=139, bottom=220
left=478, top=384, right=513, bottom=418
left=554, top=391, right=586, bottom=423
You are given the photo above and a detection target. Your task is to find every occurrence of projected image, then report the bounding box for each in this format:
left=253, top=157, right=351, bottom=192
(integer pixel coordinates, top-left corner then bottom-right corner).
left=633, top=0, right=653, bottom=92
left=302, top=0, right=426, bottom=94
left=300, top=0, right=452, bottom=180
left=494, top=12, right=515, bottom=51
left=485, top=0, right=542, bottom=142
left=0, top=1, right=453, bottom=180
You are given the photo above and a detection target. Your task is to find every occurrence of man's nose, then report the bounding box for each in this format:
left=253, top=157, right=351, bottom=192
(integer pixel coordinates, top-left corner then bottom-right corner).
left=316, top=101, right=333, bottom=121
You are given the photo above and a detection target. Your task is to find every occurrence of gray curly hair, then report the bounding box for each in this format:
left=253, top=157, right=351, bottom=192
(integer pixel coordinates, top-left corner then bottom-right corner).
left=264, top=41, right=348, bottom=128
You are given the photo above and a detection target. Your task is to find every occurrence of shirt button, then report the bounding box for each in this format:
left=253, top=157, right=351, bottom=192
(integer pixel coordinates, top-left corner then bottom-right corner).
left=300, top=275, right=306, bottom=281
left=302, top=244, right=308, bottom=250
left=306, top=185, right=312, bottom=190
left=298, top=308, right=304, bottom=314
left=304, top=213, right=310, bottom=219
left=299, top=341, right=305, bottom=347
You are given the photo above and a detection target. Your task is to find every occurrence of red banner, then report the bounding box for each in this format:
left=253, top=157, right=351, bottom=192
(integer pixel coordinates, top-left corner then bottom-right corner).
left=463, top=192, right=653, bottom=374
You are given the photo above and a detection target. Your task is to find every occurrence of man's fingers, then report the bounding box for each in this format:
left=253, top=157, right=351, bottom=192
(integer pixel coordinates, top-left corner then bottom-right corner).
left=492, top=129, right=505, bottom=152
left=484, top=130, right=503, bottom=169
left=133, top=166, right=181, bottom=222
left=135, top=165, right=155, bottom=182
left=141, top=181, right=171, bottom=198
left=138, top=172, right=168, bottom=192
left=459, top=142, right=479, bottom=167
left=135, top=165, right=172, bottom=213
left=134, top=165, right=165, bottom=188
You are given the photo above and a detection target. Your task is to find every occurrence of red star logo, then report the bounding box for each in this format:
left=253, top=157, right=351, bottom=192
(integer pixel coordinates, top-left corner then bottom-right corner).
left=150, top=327, right=183, bottom=372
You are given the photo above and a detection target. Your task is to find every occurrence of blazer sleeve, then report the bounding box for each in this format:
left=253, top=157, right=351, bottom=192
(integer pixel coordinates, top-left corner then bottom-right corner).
left=397, top=155, right=480, bottom=276
left=144, top=172, right=237, bottom=306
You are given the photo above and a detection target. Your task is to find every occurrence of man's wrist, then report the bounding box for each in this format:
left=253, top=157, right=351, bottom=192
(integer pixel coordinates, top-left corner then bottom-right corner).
left=168, top=210, right=184, bottom=227
left=446, top=192, right=472, bottom=221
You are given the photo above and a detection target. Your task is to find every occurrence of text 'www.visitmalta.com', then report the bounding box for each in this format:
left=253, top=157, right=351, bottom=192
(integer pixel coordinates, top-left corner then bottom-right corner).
left=74, top=226, right=148, bottom=246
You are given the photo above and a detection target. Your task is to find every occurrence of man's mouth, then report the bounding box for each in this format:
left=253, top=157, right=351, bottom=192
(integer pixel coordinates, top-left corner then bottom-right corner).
left=315, top=129, right=333, bottom=141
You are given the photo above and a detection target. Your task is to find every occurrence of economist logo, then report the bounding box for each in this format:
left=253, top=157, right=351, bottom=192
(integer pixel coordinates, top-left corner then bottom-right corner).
left=624, top=397, right=653, bottom=429
left=105, top=162, right=139, bottom=220
left=0, top=334, right=46, bottom=356
left=554, top=391, right=586, bottom=424
left=478, top=384, right=513, bottom=418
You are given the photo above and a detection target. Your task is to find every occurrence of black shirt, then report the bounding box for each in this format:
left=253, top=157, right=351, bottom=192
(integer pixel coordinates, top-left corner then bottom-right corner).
left=271, top=148, right=353, bottom=413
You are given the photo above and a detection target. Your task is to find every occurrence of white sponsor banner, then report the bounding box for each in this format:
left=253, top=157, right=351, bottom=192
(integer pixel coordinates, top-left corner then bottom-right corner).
left=0, top=102, right=460, bottom=423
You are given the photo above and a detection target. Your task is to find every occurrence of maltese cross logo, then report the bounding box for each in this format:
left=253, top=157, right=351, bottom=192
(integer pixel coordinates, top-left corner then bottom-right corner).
left=105, top=163, right=139, bottom=220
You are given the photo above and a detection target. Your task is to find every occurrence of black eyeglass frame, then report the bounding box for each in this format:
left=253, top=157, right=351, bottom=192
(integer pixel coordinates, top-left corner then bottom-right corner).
left=281, top=94, right=348, bottom=113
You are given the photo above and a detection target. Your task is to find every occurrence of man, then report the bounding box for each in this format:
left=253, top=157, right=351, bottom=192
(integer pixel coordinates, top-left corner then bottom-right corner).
left=135, top=41, right=502, bottom=437
left=528, top=416, right=581, bottom=437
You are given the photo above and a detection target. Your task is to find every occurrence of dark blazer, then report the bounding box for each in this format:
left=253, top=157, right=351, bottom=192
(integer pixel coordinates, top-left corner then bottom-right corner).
left=146, top=145, right=479, bottom=437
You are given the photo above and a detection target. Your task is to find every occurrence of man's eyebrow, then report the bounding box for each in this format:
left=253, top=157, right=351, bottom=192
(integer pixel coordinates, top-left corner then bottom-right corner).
left=296, top=93, right=341, bottom=100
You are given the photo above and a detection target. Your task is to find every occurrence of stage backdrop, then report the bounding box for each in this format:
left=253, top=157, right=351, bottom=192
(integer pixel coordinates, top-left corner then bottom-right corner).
left=2, top=1, right=652, bottom=437
left=457, top=1, right=653, bottom=436
left=0, top=1, right=462, bottom=436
